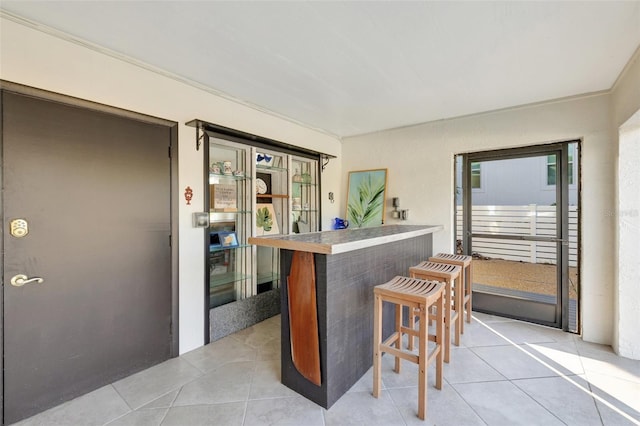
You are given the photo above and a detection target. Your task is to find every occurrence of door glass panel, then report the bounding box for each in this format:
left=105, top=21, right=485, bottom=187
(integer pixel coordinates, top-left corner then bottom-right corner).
left=568, top=143, right=579, bottom=332
left=471, top=154, right=561, bottom=326
left=472, top=236, right=558, bottom=302
left=457, top=144, right=579, bottom=330
left=256, top=150, right=287, bottom=294
left=292, top=157, right=319, bottom=234
left=209, top=139, right=250, bottom=308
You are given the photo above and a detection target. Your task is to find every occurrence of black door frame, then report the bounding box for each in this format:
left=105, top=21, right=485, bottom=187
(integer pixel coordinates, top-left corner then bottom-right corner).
left=0, top=80, right=180, bottom=424
left=460, top=141, right=577, bottom=330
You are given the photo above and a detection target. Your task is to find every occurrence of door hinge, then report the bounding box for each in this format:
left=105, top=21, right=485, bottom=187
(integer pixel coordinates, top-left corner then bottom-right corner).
left=168, top=146, right=171, bottom=158
left=169, top=234, right=172, bottom=247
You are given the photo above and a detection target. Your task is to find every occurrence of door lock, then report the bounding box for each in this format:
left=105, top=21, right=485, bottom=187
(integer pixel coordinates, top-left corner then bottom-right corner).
left=10, top=274, right=44, bottom=287
left=10, top=218, right=29, bottom=238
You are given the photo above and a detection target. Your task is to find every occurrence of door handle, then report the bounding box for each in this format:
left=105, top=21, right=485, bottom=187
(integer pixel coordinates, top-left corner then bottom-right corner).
left=10, top=274, right=44, bottom=287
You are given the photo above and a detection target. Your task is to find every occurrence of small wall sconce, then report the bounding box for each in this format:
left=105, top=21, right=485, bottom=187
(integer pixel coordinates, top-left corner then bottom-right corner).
left=392, top=197, right=408, bottom=220
left=392, top=198, right=400, bottom=219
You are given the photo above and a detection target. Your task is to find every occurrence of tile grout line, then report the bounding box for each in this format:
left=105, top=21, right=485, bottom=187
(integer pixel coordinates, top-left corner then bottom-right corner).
left=385, top=383, right=432, bottom=425
left=567, top=338, right=608, bottom=425
left=509, top=377, right=577, bottom=426
left=464, top=345, right=510, bottom=382
left=156, top=407, right=171, bottom=426
left=447, top=382, right=491, bottom=426
left=241, top=352, right=260, bottom=425
left=100, top=384, right=134, bottom=426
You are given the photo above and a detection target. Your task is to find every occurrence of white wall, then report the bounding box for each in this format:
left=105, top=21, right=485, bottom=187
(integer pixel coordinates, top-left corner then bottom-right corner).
left=617, top=119, right=640, bottom=359
left=611, top=47, right=640, bottom=359
left=343, top=93, right=615, bottom=346
left=0, top=17, right=342, bottom=354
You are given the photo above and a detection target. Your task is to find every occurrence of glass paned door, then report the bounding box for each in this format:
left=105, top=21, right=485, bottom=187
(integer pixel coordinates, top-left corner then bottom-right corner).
left=457, top=143, right=579, bottom=330
left=208, top=138, right=251, bottom=309
left=255, top=149, right=288, bottom=295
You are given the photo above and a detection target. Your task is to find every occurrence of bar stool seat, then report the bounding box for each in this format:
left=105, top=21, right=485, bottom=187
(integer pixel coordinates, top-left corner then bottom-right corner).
left=409, top=261, right=462, bottom=363
left=429, top=253, right=473, bottom=333
left=373, top=276, right=444, bottom=420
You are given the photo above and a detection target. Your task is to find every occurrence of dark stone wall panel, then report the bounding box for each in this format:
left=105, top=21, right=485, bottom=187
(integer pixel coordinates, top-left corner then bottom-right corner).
left=210, top=289, right=280, bottom=341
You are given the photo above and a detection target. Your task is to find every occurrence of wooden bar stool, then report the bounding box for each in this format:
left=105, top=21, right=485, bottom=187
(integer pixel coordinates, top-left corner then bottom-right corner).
left=373, top=276, right=444, bottom=420
left=429, top=253, right=473, bottom=333
left=409, top=261, right=462, bottom=363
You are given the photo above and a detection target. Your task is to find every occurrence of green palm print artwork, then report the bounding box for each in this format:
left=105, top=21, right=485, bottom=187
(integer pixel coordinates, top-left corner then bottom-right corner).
left=347, top=169, right=387, bottom=228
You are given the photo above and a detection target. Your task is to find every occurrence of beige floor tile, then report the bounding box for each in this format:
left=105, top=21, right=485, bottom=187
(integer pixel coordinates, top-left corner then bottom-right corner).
left=244, top=396, right=324, bottom=426
left=454, top=381, right=565, bottom=425
left=323, top=391, right=405, bottom=426
left=15, top=385, right=131, bottom=426
left=112, top=358, right=203, bottom=409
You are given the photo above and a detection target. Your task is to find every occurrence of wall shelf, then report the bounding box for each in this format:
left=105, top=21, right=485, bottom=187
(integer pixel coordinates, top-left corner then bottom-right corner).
left=209, top=244, right=252, bottom=253
left=256, top=194, right=289, bottom=199
left=210, top=272, right=251, bottom=287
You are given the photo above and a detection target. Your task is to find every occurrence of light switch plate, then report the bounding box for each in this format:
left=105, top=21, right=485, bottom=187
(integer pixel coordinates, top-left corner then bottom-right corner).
left=192, top=212, right=209, bottom=228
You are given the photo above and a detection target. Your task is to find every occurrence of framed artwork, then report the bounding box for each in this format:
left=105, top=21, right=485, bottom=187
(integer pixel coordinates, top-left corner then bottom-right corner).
left=210, top=231, right=239, bottom=250
left=221, top=231, right=239, bottom=248
left=210, top=183, right=237, bottom=211
left=256, top=172, right=272, bottom=203
left=256, top=203, right=280, bottom=235
left=346, top=169, right=388, bottom=228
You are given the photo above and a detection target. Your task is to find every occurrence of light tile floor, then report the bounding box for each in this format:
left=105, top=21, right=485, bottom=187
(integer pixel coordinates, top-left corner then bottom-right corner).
left=15, top=313, right=640, bottom=426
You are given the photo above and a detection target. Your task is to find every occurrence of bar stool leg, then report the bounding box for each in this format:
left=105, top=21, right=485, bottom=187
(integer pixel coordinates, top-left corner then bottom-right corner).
left=460, top=268, right=466, bottom=335
left=417, top=304, right=427, bottom=420
left=408, top=309, right=416, bottom=351
left=443, top=278, right=452, bottom=363
left=435, top=291, right=443, bottom=390
left=373, top=293, right=382, bottom=398
left=467, top=263, right=473, bottom=324
left=454, top=275, right=462, bottom=346
left=395, top=303, right=402, bottom=373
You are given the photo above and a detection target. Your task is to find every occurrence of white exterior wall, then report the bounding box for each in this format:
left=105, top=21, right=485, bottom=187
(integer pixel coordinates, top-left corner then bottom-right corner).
left=617, top=120, right=640, bottom=359
left=343, top=93, right=615, bottom=346
left=0, top=17, right=343, bottom=354
left=612, top=47, right=640, bottom=359
left=464, top=157, right=578, bottom=206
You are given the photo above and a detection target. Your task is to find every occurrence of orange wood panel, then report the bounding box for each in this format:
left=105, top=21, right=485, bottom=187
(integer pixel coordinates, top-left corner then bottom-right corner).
left=287, top=251, right=321, bottom=386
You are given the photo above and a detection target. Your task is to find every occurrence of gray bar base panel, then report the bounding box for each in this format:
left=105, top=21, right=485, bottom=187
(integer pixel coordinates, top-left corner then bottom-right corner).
left=280, top=233, right=433, bottom=409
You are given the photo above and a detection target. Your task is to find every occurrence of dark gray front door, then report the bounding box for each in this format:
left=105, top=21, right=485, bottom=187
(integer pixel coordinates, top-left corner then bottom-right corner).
left=2, top=91, right=173, bottom=424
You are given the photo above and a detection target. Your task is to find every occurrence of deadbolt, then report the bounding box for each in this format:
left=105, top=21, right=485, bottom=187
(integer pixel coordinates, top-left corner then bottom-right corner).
left=10, top=218, right=29, bottom=238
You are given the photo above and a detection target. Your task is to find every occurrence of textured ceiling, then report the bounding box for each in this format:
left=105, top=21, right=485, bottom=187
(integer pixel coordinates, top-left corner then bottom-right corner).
left=2, top=1, right=639, bottom=137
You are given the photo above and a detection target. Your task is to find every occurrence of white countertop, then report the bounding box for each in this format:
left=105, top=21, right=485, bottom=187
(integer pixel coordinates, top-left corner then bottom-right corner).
left=248, top=224, right=443, bottom=254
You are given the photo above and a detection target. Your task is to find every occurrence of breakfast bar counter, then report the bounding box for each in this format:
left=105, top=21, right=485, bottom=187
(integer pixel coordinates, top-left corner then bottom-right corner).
left=249, top=224, right=443, bottom=408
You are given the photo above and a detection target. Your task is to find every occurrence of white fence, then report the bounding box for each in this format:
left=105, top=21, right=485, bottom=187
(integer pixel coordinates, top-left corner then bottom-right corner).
left=456, top=205, right=578, bottom=267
